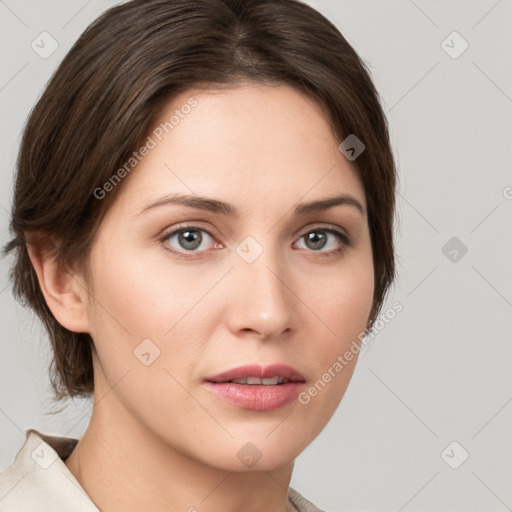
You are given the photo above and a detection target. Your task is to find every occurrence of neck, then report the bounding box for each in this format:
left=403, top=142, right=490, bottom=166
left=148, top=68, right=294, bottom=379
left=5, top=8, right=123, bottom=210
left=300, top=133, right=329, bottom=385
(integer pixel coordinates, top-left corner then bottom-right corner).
left=64, top=387, right=295, bottom=512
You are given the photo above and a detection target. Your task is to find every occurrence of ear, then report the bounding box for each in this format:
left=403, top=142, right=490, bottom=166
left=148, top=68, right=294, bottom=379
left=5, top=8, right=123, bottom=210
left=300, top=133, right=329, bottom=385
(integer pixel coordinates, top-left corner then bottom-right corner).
left=26, top=234, right=91, bottom=333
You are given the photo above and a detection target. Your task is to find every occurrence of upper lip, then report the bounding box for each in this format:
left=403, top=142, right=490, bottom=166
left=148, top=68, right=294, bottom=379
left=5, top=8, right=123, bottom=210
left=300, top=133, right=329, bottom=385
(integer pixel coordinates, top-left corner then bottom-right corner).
left=204, top=364, right=305, bottom=383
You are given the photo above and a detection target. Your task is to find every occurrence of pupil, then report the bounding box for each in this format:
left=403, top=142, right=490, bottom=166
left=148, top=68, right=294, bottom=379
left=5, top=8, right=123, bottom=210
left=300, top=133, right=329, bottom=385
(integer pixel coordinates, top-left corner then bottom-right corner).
left=179, top=230, right=202, bottom=250
left=306, top=231, right=327, bottom=250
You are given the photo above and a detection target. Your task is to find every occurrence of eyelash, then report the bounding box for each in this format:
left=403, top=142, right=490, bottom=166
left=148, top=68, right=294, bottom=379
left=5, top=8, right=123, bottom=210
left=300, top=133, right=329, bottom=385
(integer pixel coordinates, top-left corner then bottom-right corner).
left=160, top=224, right=351, bottom=259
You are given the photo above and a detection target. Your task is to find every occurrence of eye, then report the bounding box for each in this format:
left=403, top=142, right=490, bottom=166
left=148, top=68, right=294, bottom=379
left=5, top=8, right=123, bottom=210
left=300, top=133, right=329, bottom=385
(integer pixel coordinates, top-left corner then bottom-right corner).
left=162, top=225, right=219, bottom=253
left=160, top=224, right=350, bottom=257
left=294, top=227, right=350, bottom=253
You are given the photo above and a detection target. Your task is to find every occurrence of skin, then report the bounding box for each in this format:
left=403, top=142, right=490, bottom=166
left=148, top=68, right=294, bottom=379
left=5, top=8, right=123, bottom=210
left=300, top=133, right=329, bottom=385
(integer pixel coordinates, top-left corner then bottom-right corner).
left=28, top=83, right=374, bottom=512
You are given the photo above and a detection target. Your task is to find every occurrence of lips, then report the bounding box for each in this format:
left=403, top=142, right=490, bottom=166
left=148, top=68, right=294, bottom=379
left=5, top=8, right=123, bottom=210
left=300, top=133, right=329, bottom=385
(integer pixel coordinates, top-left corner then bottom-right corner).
left=203, top=364, right=306, bottom=411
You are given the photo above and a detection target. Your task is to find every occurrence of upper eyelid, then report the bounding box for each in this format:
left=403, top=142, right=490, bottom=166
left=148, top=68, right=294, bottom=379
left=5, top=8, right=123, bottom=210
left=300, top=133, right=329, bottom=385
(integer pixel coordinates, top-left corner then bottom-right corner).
left=163, top=222, right=347, bottom=237
left=162, top=222, right=216, bottom=237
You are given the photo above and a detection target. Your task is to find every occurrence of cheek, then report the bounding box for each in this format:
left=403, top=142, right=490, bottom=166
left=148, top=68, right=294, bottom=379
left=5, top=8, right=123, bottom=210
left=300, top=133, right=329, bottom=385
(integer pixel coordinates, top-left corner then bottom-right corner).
left=333, top=264, right=374, bottom=335
left=297, top=252, right=374, bottom=414
left=312, top=254, right=374, bottom=352
left=85, top=245, right=228, bottom=376
left=88, top=245, right=188, bottom=335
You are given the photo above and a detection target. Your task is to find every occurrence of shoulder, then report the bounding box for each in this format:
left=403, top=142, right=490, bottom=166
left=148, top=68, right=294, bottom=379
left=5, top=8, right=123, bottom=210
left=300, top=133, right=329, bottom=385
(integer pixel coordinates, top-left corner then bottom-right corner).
left=0, top=429, right=98, bottom=511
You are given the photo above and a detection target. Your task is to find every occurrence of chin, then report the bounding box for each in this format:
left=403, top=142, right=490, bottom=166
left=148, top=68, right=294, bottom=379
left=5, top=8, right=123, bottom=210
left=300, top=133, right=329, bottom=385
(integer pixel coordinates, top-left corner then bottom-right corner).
left=194, top=431, right=309, bottom=473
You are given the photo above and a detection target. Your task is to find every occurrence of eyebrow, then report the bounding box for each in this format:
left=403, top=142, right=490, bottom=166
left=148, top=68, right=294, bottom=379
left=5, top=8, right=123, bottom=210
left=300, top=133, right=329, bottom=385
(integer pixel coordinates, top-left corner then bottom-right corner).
left=138, top=193, right=365, bottom=217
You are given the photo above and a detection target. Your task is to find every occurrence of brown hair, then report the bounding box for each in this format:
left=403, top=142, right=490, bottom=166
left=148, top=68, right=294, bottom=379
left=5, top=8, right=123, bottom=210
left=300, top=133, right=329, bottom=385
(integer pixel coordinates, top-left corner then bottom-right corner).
left=4, top=0, right=396, bottom=402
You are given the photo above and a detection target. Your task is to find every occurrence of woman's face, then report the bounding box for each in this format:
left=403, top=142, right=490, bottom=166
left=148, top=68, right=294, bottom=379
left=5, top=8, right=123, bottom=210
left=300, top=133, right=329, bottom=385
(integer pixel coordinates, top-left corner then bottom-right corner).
left=83, top=83, right=374, bottom=470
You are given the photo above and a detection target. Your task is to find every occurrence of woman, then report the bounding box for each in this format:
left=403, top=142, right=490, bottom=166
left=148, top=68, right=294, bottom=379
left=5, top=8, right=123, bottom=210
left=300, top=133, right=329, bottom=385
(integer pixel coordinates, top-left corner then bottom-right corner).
left=0, top=0, right=396, bottom=510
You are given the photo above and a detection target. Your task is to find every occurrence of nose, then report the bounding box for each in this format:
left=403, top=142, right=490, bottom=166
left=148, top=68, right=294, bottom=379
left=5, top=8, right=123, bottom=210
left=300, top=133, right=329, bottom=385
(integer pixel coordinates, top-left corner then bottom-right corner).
left=225, top=245, right=300, bottom=340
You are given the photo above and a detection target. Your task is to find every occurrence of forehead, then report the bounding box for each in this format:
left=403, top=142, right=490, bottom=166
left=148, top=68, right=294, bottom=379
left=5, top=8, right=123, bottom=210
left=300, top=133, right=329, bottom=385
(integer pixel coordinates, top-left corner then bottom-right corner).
left=111, top=83, right=366, bottom=216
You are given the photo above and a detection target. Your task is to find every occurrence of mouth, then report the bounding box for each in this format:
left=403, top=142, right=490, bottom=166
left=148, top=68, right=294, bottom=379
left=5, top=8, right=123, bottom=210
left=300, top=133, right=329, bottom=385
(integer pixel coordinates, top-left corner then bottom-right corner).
left=204, top=363, right=305, bottom=384
left=213, top=376, right=296, bottom=385
left=203, top=364, right=306, bottom=411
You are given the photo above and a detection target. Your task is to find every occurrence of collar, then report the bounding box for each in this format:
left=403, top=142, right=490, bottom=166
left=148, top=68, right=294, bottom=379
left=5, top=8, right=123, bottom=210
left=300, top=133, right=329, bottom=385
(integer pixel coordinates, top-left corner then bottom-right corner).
left=0, top=429, right=319, bottom=511
left=0, top=429, right=99, bottom=511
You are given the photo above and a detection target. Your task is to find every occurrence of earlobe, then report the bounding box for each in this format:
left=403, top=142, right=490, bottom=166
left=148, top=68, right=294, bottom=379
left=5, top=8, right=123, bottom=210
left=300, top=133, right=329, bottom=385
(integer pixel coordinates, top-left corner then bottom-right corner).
left=25, top=235, right=91, bottom=334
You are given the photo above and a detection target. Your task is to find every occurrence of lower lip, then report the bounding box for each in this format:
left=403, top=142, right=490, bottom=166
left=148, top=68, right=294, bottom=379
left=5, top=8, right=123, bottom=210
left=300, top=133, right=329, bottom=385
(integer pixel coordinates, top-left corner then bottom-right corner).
left=204, top=382, right=305, bottom=411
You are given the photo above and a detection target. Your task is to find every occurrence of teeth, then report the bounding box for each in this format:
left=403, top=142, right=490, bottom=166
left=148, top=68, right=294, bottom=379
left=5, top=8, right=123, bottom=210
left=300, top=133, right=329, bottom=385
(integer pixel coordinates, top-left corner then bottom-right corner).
left=229, top=376, right=287, bottom=385
left=230, top=378, right=248, bottom=384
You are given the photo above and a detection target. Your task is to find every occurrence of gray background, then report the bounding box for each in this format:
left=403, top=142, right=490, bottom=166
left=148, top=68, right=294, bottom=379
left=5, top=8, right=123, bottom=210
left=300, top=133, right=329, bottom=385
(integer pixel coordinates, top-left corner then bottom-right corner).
left=1, top=1, right=511, bottom=511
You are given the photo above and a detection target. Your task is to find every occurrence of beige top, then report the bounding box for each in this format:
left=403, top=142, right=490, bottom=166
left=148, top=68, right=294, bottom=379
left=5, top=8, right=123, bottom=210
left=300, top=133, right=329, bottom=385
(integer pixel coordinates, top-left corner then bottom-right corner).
left=0, top=429, right=324, bottom=511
